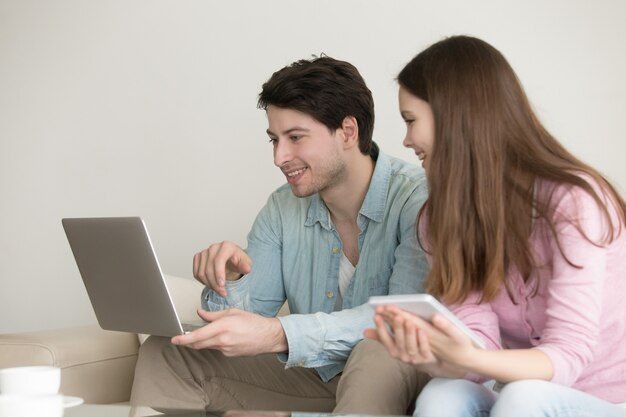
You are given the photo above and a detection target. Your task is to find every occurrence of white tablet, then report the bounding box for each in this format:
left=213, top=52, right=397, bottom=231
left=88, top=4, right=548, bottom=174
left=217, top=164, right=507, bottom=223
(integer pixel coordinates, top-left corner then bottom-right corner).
left=368, top=293, right=486, bottom=348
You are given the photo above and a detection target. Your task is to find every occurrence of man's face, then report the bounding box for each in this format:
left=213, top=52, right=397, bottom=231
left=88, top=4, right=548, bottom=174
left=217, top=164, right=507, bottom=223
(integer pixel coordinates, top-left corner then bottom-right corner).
left=266, top=105, right=346, bottom=198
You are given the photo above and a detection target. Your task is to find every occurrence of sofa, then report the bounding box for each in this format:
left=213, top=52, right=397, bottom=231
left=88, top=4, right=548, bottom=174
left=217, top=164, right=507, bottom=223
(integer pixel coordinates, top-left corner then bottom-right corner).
left=0, top=275, right=206, bottom=404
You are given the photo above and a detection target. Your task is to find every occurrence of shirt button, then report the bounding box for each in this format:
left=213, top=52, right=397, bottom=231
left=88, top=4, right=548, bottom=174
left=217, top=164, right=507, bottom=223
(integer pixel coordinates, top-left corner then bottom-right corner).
left=331, top=246, right=340, bottom=254
left=326, top=291, right=334, bottom=299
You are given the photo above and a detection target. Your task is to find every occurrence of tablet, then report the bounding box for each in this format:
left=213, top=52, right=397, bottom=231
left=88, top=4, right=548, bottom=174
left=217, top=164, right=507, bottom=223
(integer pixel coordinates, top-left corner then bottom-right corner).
left=368, top=293, right=485, bottom=348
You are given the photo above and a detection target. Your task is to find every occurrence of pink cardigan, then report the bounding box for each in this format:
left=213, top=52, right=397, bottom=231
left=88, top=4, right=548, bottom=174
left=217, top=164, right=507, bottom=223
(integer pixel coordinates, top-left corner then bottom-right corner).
left=445, top=179, right=626, bottom=403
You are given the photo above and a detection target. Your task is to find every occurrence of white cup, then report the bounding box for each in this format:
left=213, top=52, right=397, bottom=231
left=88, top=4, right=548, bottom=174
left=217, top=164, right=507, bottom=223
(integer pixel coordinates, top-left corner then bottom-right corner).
left=0, top=366, right=61, bottom=396
left=0, top=393, right=64, bottom=417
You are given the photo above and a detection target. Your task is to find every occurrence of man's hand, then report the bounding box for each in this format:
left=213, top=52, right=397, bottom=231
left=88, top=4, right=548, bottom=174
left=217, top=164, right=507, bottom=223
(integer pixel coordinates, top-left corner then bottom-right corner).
left=171, top=308, right=288, bottom=357
left=193, top=241, right=252, bottom=297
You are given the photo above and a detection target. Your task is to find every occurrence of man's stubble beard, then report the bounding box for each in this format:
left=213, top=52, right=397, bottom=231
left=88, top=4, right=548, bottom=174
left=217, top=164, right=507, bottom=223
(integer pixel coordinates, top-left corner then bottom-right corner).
left=290, top=155, right=347, bottom=198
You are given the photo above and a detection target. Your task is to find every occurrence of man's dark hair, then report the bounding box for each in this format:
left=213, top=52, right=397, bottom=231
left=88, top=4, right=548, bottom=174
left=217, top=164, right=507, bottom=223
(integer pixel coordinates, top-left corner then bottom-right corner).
left=258, top=56, right=376, bottom=157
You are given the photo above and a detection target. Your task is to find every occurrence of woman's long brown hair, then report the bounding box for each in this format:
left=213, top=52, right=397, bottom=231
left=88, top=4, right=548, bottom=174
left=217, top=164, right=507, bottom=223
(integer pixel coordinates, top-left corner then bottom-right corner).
left=398, top=36, right=626, bottom=304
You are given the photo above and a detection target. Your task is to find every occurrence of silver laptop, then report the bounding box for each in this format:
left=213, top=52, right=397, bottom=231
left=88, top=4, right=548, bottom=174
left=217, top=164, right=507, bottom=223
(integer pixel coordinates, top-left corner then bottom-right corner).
left=62, top=217, right=205, bottom=337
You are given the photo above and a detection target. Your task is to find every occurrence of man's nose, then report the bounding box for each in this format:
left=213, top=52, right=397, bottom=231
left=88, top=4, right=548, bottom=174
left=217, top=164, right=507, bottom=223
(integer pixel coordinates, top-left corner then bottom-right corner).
left=273, top=139, right=293, bottom=167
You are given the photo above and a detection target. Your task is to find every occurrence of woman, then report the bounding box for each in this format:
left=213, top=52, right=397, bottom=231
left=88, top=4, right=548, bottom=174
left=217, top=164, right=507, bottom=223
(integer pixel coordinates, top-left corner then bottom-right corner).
left=365, top=36, right=626, bottom=416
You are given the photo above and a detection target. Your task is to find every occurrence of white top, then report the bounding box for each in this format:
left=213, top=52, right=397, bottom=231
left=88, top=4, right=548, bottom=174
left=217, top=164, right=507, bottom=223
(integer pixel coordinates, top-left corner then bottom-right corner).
left=339, top=252, right=356, bottom=298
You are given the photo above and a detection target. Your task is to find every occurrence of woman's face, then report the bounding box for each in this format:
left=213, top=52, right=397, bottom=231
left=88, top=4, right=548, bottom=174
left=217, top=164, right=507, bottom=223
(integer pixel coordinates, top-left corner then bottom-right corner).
left=399, top=86, right=435, bottom=174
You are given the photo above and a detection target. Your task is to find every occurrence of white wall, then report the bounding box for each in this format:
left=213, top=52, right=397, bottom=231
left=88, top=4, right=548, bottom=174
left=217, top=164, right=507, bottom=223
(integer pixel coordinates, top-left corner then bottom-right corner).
left=1, top=0, right=625, bottom=334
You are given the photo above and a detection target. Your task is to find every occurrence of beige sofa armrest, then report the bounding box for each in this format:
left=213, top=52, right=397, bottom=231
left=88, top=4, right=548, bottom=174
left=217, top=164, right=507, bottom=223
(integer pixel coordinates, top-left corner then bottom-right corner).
left=0, top=326, right=139, bottom=404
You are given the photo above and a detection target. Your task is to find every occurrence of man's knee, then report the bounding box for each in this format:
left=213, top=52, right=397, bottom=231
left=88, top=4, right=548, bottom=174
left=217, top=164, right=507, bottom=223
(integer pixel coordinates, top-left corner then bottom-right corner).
left=139, top=335, right=170, bottom=354
left=135, top=336, right=170, bottom=369
left=136, top=336, right=185, bottom=372
left=346, top=338, right=419, bottom=379
left=131, top=336, right=207, bottom=408
left=347, top=338, right=398, bottom=368
left=347, top=338, right=382, bottom=360
left=335, top=339, right=427, bottom=414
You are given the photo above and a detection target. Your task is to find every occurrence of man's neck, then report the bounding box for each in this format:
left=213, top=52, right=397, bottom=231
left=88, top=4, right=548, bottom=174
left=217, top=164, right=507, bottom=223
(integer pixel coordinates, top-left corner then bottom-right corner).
left=321, top=152, right=375, bottom=224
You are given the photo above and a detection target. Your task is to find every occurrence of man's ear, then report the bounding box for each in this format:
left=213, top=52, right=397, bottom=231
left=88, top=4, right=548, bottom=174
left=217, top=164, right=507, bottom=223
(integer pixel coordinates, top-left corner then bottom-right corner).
left=340, top=116, right=359, bottom=150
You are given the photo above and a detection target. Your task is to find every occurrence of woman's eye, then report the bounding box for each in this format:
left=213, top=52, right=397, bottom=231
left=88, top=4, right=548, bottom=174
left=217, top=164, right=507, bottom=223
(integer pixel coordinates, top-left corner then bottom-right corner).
left=268, top=138, right=277, bottom=146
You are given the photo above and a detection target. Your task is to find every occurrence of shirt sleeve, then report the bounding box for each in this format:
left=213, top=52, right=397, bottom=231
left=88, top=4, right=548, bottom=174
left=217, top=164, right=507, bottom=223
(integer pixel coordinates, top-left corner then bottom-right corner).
left=202, top=193, right=287, bottom=317
left=277, top=303, right=376, bottom=369
left=277, top=182, right=429, bottom=370
left=534, top=184, right=612, bottom=386
left=448, top=292, right=502, bottom=383
left=388, top=180, right=431, bottom=295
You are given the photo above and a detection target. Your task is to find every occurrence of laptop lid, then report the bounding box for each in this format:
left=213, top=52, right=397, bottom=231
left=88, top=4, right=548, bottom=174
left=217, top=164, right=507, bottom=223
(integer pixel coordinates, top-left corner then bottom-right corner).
left=62, top=217, right=188, bottom=337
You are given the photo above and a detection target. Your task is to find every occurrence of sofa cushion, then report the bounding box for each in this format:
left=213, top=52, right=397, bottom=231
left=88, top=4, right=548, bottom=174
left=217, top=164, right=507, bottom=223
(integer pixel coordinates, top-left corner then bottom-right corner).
left=0, top=326, right=139, bottom=404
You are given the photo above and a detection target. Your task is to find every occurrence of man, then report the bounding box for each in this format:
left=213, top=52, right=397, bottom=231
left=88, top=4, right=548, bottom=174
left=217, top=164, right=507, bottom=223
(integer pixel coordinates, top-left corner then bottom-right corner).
left=131, top=56, right=429, bottom=414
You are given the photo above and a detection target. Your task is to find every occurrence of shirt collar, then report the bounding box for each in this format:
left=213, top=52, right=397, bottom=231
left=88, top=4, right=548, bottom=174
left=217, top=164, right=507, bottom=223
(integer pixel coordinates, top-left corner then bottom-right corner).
left=304, top=151, right=391, bottom=229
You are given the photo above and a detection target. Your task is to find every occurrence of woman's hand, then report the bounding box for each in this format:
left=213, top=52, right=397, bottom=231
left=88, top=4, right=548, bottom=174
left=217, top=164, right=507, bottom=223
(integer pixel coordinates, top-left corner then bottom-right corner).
left=364, top=305, right=474, bottom=378
left=366, top=305, right=556, bottom=383
left=423, top=310, right=478, bottom=367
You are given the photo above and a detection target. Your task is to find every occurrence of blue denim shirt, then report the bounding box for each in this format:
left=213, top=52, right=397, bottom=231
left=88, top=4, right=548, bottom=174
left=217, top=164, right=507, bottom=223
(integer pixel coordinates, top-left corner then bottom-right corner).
left=202, top=151, right=429, bottom=381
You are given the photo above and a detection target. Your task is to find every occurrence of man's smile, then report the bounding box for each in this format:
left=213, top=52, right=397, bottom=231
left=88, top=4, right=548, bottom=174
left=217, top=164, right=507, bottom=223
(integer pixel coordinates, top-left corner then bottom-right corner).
left=283, top=167, right=308, bottom=184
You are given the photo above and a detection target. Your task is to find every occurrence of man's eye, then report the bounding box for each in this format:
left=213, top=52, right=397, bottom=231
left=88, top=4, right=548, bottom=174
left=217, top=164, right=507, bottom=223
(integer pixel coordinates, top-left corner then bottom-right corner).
left=268, top=138, right=277, bottom=145
left=290, top=135, right=301, bottom=141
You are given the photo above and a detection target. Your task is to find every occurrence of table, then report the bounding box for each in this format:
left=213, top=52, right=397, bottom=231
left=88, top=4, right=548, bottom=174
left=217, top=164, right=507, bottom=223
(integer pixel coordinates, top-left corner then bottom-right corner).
left=64, top=404, right=204, bottom=417
left=63, top=406, right=386, bottom=417
left=64, top=405, right=301, bottom=417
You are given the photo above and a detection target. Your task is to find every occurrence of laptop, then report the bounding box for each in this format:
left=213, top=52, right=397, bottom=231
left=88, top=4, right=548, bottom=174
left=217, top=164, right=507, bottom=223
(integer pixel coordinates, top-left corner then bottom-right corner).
left=62, top=217, right=205, bottom=337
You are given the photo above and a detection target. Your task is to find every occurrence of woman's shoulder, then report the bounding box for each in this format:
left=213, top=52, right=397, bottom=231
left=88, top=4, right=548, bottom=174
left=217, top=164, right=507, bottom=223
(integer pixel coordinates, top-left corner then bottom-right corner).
left=535, top=173, right=625, bottom=239
left=535, top=172, right=619, bottom=209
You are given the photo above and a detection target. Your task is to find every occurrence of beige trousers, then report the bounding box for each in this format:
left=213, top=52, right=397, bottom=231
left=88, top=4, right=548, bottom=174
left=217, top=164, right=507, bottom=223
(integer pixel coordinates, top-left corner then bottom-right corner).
left=130, top=337, right=429, bottom=414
